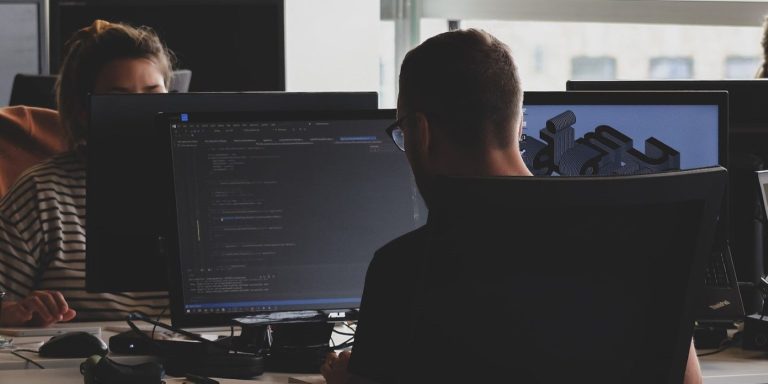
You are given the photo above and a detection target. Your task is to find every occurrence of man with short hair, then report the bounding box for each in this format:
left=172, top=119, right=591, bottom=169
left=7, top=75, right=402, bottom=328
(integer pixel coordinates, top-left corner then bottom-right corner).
left=322, top=29, right=702, bottom=384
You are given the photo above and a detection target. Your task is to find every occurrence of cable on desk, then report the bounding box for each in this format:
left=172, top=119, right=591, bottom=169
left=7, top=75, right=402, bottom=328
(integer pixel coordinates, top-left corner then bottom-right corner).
left=333, top=321, right=357, bottom=337
left=697, top=331, right=741, bottom=357
left=126, top=312, right=257, bottom=356
left=152, top=306, right=169, bottom=340
left=331, top=335, right=354, bottom=351
left=10, top=350, right=44, bottom=369
left=12, top=348, right=39, bottom=353
left=697, top=344, right=732, bottom=357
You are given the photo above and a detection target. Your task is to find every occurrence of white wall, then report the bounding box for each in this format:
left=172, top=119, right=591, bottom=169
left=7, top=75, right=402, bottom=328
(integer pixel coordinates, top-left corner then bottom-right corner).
left=284, top=0, right=380, bottom=93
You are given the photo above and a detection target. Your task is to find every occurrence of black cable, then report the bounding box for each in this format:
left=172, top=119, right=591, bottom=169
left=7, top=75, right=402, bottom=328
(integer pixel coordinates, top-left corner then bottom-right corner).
left=12, top=349, right=39, bottom=353
left=330, top=336, right=354, bottom=351
left=697, top=344, right=732, bottom=357
left=11, top=351, right=44, bottom=369
left=697, top=332, right=741, bottom=357
left=126, top=313, right=254, bottom=356
left=151, top=306, right=169, bottom=340
left=332, top=330, right=355, bottom=337
left=332, top=341, right=354, bottom=350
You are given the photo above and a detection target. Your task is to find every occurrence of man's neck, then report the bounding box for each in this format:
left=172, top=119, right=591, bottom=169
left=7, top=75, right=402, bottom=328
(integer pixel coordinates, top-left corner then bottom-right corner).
left=432, top=146, right=531, bottom=178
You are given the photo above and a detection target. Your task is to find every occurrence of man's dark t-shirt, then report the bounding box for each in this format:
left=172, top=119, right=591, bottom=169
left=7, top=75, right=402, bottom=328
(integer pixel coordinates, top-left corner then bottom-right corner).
left=347, top=226, right=428, bottom=383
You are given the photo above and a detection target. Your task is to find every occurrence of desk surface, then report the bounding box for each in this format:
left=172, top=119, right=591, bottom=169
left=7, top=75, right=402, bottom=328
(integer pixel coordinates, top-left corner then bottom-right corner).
left=700, top=348, right=768, bottom=384
left=0, top=321, right=325, bottom=383
left=1, top=321, right=767, bottom=383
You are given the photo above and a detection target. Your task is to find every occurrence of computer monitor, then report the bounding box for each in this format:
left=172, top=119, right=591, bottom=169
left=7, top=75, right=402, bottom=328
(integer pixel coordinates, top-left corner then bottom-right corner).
left=0, top=0, right=48, bottom=106
left=86, top=92, right=379, bottom=294
left=566, top=80, right=767, bottom=313
left=163, top=109, right=425, bottom=327
left=521, top=91, right=726, bottom=176
left=51, top=0, right=284, bottom=91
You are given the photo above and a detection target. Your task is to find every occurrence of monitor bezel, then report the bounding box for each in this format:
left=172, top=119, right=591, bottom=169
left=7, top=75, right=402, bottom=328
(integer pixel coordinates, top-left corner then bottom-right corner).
left=162, top=108, right=400, bottom=327
left=49, top=0, right=284, bottom=88
left=566, top=79, right=768, bottom=131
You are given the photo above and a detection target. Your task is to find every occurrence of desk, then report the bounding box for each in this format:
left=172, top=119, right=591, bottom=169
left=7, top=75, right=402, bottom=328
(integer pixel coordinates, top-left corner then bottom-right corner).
left=0, top=321, right=325, bottom=384
left=701, top=348, right=768, bottom=384
left=3, top=321, right=768, bottom=383
left=0, top=367, right=318, bottom=384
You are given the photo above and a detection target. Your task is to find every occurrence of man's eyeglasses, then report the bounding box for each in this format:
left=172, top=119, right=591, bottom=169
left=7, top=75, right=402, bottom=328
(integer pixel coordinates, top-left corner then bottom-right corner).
left=385, top=116, right=406, bottom=152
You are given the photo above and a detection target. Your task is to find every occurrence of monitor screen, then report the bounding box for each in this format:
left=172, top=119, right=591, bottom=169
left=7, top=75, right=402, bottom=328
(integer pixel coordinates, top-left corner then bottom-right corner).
left=86, top=92, right=379, bottom=294
left=565, top=80, right=768, bottom=170
left=566, top=80, right=768, bottom=131
left=0, top=0, right=46, bottom=106
left=522, top=92, right=726, bottom=176
left=166, top=110, right=425, bottom=325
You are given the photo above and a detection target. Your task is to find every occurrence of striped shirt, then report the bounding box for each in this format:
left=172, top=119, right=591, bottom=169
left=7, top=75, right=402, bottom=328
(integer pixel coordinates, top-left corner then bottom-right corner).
left=0, top=151, right=168, bottom=321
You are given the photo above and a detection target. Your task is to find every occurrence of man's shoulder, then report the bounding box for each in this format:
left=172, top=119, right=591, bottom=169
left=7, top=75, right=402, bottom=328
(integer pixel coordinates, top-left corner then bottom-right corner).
left=370, top=225, right=429, bottom=269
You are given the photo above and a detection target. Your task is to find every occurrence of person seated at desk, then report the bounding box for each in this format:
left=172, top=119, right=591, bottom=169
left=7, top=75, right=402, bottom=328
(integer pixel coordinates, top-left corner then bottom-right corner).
left=0, top=20, right=172, bottom=326
left=321, top=29, right=703, bottom=384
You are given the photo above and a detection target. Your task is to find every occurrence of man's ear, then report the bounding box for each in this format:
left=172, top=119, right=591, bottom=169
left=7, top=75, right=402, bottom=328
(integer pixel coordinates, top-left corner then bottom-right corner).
left=413, top=112, right=431, bottom=155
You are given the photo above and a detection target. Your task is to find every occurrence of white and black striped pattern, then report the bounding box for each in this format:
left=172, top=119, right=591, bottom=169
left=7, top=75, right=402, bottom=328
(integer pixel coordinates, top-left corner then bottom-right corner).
left=0, top=151, right=168, bottom=321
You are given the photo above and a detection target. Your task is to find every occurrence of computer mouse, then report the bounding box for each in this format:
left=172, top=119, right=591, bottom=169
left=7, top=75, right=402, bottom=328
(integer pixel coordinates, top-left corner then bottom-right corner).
left=38, top=331, right=108, bottom=358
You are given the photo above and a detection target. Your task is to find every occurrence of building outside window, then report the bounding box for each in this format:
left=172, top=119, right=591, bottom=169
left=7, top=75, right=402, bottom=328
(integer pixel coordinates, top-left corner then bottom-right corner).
left=571, top=56, right=617, bottom=80
left=649, top=57, right=694, bottom=79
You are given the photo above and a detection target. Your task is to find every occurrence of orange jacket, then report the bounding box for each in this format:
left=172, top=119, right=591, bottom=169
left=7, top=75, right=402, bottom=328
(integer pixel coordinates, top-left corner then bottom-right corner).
left=0, top=106, right=71, bottom=198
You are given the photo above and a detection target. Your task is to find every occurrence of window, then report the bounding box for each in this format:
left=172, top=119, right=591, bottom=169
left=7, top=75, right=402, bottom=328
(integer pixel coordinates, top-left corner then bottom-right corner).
left=725, top=56, right=762, bottom=79
left=649, top=57, right=694, bottom=79
left=571, top=56, right=617, bottom=80
left=380, top=1, right=765, bottom=99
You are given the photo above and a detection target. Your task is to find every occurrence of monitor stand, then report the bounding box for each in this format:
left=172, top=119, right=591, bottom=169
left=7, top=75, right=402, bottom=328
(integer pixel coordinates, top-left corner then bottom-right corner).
left=220, top=322, right=335, bottom=373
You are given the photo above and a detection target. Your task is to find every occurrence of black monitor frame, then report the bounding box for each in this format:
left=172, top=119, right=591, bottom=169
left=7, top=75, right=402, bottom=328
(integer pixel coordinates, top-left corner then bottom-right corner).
left=162, top=109, right=413, bottom=328
left=86, top=92, right=379, bottom=294
left=566, top=80, right=768, bottom=132
left=49, top=0, right=284, bottom=91
left=524, top=91, right=728, bottom=169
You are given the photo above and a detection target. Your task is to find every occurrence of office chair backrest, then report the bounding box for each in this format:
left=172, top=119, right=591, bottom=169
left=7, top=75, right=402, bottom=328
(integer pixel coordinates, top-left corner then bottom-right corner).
left=9, top=74, right=57, bottom=109
left=169, top=69, right=192, bottom=92
left=404, top=168, right=726, bottom=384
left=9, top=70, right=192, bottom=110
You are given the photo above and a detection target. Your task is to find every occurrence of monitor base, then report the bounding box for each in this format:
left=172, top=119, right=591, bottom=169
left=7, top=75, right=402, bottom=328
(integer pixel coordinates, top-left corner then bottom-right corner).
left=222, top=322, right=335, bottom=374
